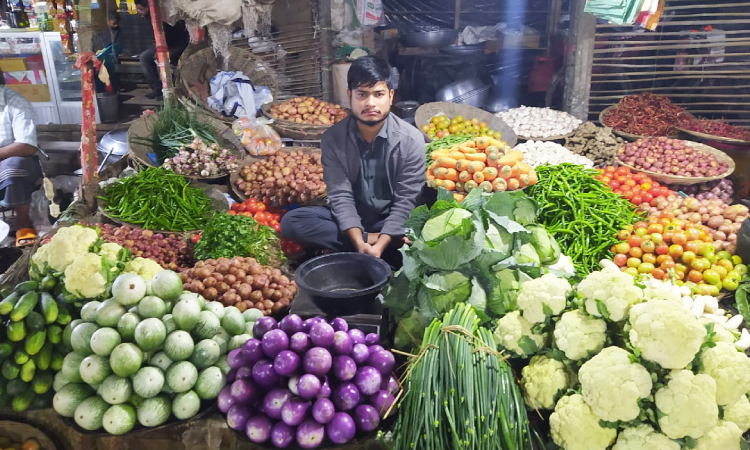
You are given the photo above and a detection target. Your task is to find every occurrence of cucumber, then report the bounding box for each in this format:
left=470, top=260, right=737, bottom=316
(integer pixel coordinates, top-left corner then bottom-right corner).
left=56, top=303, right=73, bottom=325
left=34, top=342, right=53, bottom=370
left=6, top=321, right=26, bottom=342
left=25, top=330, right=47, bottom=356
left=20, top=359, right=36, bottom=382
left=11, top=389, right=34, bottom=412
left=13, top=281, right=38, bottom=294
left=0, top=286, right=11, bottom=298
left=0, top=342, right=14, bottom=361
left=47, top=325, right=63, bottom=344
left=40, top=275, right=57, bottom=292
left=32, top=371, right=53, bottom=394
left=6, top=378, right=28, bottom=396
left=2, top=359, right=20, bottom=380
left=25, top=311, right=46, bottom=333
left=40, top=292, right=59, bottom=324
left=10, top=291, right=38, bottom=322
left=14, top=349, right=29, bottom=365
left=0, top=292, right=20, bottom=315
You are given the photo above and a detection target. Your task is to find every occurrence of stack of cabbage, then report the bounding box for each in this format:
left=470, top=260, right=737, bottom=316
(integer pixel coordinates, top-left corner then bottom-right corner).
left=383, top=188, right=572, bottom=350
left=51, top=270, right=258, bottom=435
left=502, top=261, right=750, bottom=450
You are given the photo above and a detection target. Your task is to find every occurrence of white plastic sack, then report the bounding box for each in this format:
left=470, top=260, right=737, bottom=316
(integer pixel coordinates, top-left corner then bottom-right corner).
left=208, top=71, right=273, bottom=118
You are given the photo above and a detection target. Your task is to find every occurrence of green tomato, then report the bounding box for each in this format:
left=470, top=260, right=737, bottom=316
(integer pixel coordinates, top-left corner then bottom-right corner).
left=702, top=269, right=721, bottom=285
left=624, top=267, right=639, bottom=277
left=706, top=284, right=721, bottom=296
left=716, top=250, right=732, bottom=261
left=627, top=257, right=642, bottom=269
left=732, top=255, right=743, bottom=266
left=637, top=263, right=655, bottom=274
left=700, top=244, right=716, bottom=257
left=734, top=264, right=748, bottom=276
left=723, top=273, right=741, bottom=291
left=635, top=228, right=648, bottom=237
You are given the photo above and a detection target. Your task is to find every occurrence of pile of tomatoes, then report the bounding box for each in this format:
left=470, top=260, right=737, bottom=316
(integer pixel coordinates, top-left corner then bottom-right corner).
left=595, top=165, right=672, bottom=207
left=229, top=198, right=283, bottom=232
left=281, top=238, right=305, bottom=257
left=612, top=211, right=746, bottom=295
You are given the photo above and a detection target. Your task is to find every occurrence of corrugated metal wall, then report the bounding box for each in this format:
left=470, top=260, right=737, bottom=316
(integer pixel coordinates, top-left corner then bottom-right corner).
left=588, top=0, right=750, bottom=125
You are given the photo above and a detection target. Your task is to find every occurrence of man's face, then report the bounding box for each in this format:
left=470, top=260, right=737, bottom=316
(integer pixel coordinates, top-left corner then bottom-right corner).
left=136, top=5, right=149, bottom=17
left=349, top=81, right=393, bottom=127
left=107, top=19, right=118, bottom=28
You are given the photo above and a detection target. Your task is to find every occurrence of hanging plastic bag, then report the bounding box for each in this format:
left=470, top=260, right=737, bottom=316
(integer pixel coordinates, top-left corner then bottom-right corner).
left=233, top=116, right=282, bottom=156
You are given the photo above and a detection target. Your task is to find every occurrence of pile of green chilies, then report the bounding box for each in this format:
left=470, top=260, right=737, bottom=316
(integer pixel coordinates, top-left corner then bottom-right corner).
left=98, top=168, right=214, bottom=231
left=527, top=163, right=642, bottom=275
left=393, top=303, right=534, bottom=450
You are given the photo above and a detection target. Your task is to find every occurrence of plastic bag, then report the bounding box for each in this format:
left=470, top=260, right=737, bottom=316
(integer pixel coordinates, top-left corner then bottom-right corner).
left=233, top=116, right=282, bottom=156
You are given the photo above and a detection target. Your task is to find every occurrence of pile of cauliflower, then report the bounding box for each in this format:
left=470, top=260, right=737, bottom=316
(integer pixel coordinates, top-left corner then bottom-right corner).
left=29, top=225, right=166, bottom=300
left=494, top=261, right=750, bottom=450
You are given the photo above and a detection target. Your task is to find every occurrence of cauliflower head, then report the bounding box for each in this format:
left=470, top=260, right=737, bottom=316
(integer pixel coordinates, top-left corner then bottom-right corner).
left=699, top=318, right=736, bottom=345
left=45, top=225, right=99, bottom=272
left=693, top=420, right=742, bottom=450
left=123, top=257, right=164, bottom=281
left=579, top=266, right=644, bottom=322
left=553, top=310, right=607, bottom=361
left=549, top=394, right=617, bottom=450
left=516, top=273, right=572, bottom=324
left=628, top=299, right=707, bottom=369
left=29, top=244, right=49, bottom=278
left=99, top=242, right=126, bottom=264
left=699, top=342, right=750, bottom=406
left=64, top=253, right=108, bottom=299
left=654, top=370, right=718, bottom=439
left=493, top=311, right=547, bottom=358
left=611, top=425, right=680, bottom=450
left=521, top=355, right=571, bottom=410
left=724, top=395, right=750, bottom=433
left=578, top=346, right=652, bottom=422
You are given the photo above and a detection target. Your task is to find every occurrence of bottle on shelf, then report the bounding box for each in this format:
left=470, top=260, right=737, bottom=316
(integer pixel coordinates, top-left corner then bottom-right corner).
left=6, top=0, right=30, bottom=28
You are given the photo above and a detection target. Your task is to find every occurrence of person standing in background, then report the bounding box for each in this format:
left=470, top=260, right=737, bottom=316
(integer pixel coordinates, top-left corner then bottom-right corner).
left=0, top=79, right=42, bottom=247
left=134, top=0, right=189, bottom=100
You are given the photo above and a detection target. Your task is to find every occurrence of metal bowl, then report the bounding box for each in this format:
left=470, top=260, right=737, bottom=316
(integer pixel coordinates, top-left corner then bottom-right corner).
left=401, top=29, right=459, bottom=48
left=295, top=253, right=392, bottom=315
left=440, top=43, right=486, bottom=56
left=435, top=77, right=486, bottom=103
left=452, top=85, right=491, bottom=108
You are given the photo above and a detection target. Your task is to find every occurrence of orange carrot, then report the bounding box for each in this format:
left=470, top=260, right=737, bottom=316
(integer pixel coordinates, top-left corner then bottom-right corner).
left=473, top=171, right=485, bottom=184
left=464, top=180, right=478, bottom=192
left=448, top=152, right=466, bottom=161
left=464, top=140, right=476, bottom=148
left=482, top=167, right=498, bottom=181
left=438, top=156, right=458, bottom=169
left=455, top=181, right=465, bottom=192
left=453, top=193, right=466, bottom=202
left=518, top=174, right=530, bottom=187
left=444, top=168, right=459, bottom=182
left=442, top=180, right=456, bottom=191
left=508, top=178, right=520, bottom=190
left=511, top=164, right=520, bottom=178
left=459, top=170, right=472, bottom=183
left=465, top=152, right=487, bottom=162
left=479, top=181, right=493, bottom=193
left=456, top=159, right=472, bottom=172
left=499, top=165, right=513, bottom=179
left=475, top=136, right=490, bottom=150
left=467, top=161, right=486, bottom=174
left=493, top=178, right=508, bottom=191
left=435, top=179, right=445, bottom=188
left=517, top=162, right=532, bottom=175
left=457, top=145, right=476, bottom=154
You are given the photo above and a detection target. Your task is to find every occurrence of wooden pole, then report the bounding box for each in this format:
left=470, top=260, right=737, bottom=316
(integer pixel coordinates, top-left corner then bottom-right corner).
left=318, top=0, right=334, bottom=102
left=562, top=0, right=596, bottom=120
left=148, top=0, right=174, bottom=105
left=76, top=0, right=98, bottom=208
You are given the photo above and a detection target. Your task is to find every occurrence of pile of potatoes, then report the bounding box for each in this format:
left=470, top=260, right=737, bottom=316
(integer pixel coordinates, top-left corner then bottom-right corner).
left=269, top=97, right=348, bottom=125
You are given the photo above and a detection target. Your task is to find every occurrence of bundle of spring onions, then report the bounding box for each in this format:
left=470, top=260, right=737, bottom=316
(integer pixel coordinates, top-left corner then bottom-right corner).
left=131, top=104, right=219, bottom=165
left=392, top=303, right=536, bottom=450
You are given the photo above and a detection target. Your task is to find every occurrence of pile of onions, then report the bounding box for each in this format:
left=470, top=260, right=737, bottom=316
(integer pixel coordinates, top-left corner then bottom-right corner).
left=181, top=257, right=297, bottom=315
left=93, top=223, right=193, bottom=270
left=639, top=196, right=749, bottom=253
left=617, top=137, right=729, bottom=178
left=235, top=151, right=327, bottom=207
left=671, top=179, right=734, bottom=204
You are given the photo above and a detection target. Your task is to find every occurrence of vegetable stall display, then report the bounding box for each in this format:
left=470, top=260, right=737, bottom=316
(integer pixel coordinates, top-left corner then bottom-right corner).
left=98, top=168, right=215, bottom=232
left=52, top=270, right=256, bottom=434
left=421, top=115, right=506, bottom=141
left=94, top=223, right=194, bottom=271
left=180, top=257, right=297, bottom=315
left=193, top=213, right=284, bottom=266
left=217, top=315, right=398, bottom=447
left=616, top=138, right=730, bottom=178
left=601, top=93, right=687, bottom=137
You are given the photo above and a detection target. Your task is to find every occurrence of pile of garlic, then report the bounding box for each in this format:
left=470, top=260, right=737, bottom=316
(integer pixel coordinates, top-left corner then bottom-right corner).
left=496, top=106, right=582, bottom=139
left=513, top=140, right=593, bottom=168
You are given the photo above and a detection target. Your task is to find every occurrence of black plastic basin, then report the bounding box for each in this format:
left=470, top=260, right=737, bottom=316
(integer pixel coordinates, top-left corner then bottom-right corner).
left=295, top=253, right=392, bottom=314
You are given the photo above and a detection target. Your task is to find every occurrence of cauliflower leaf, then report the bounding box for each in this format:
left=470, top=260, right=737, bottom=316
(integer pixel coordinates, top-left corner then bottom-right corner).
left=579, top=346, right=652, bottom=422
left=549, top=394, right=617, bottom=450
left=553, top=310, right=607, bottom=361
left=654, top=370, right=718, bottom=439
left=628, top=299, right=707, bottom=369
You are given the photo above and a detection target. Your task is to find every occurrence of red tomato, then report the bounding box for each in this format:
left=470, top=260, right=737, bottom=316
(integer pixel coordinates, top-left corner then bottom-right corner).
left=624, top=179, right=637, bottom=187
left=227, top=210, right=237, bottom=216
left=632, top=173, right=645, bottom=182
left=614, top=254, right=628, bottom=267
left=616, top=166, right=631, bottom=175
left=608, top=181, right=621, bottom=190
left=255, top=203, right=267, bottom=212
left=242, top=211, right=252, bottom=217
left=272, top=223, right=281, bottom=232
left=230, top=203, right=240, bottom=211
left=631, top=195, right=643, bottom=205
left=272, top=214, right=281, bottom=222
left=605, top=166, right=616, bottom=173
left=292, top=243, right=304, bottom=253
left=621, top=190, right=634, bottom=199
left=248, top=197, right=257, bottom=203
left=628, top=235, right=643, bottom=248
left=237, top=203, right=247, bottom=212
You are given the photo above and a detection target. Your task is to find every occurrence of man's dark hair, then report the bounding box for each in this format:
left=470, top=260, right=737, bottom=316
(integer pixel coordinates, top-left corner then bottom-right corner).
left=108, top=11, right=121, bottom=23
left=347, top=56, right=393, bottom=91
left=134, top=0, right=148, bottom=7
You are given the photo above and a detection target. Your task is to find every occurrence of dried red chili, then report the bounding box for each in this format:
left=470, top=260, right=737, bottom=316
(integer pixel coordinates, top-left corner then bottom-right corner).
left=680, top=117, right=750, bottom=141
left=602, top=93, right=687, bottom=137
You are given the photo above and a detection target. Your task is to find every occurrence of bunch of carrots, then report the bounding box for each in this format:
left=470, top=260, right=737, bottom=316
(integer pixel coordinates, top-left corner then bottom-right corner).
left=426, top=135, right=538, bottom=201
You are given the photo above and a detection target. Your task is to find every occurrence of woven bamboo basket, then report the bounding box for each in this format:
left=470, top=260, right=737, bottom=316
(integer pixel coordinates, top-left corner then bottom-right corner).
left=599, top=106, right=693, bottom=141
left=178, top=46, right=279, bottom=123
left=414, top=102, right=518, bottom=147
left=0, top=420, right=59, bottom=448
left=261, top=103, right=346, bottom=140
left=615, top=140, right=735, bottom=185
left=230, top=148, right=327, bottom=207
left=675, top=124, right=750, bottom=146
left=127, top=112, right=246, bottom=182
left=517, top=130, right=576, bottom=142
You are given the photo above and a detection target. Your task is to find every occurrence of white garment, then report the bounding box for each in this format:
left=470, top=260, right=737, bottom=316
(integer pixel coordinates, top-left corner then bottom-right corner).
left=0, top=87, right=37, bottom=148
left=208, top=71, right=257, bottom=118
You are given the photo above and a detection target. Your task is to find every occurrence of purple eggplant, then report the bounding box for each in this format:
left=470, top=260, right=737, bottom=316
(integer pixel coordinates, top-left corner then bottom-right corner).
left=368, top=344, right=384, bottom=354
left=271, top=421, right=296, bottom=448
left=274, top=350, right=301, bottom=377
left=279, top=314, right=304, bottom=336
left=227, top=369, right=237, bottom=384
left=230, top=378, right=259, bottom=404
left=350, top=344, right=370, bottom=365
left=354, top=366, right=382, bottom=396
left=262, top=329, right=290, bottom=359
left=348, top=329, right=366, bottom=345
left=245, top=414, right=273, bottom=443
left=226, top=404, right=253, bottom=430
left=235, top=366, right=253, bottom=380
left=354, top=404, right=380, bottom=432
left=288, top=375, right=301, bottom=396
left=241, top=338, right=265, bottom=364
left=218, top=385, right=236, bottom=413
left=332, top=331, right=354, bottom=355
left=262, top=387, right=292, bottom=419
left=312, top=398, right=336, bottom=424
left=227, top=348, right=248, bottom=370
left=303, top=347, right=332, bottom=377
left=367, top=350, right=396, bottom=377
left=369, top=390, right=395, bottom=418
left=302, top=317, right=325, bottom=334
left=330, top=317, right=349, bottom=332
left=326, top=412, right=356, bottom=444
left=281, top=397, right=312, bottom=426
left=309, top=322, right=335, bottom=347
left=290, top=332, right=312, bottom=355
left=381, top=375, right=400, bottom=396
left=318, top=377, right=332, bottom=399
left=365, top=333, right=380, bottom=345
left=253, top=316, right=278, bottom=339
left=296, top=419, right=325, bottom=449
left=333, top=382, right=360, bottom=411
left=297, top=374, right=322, bottom=400
left=252, top=359, right=280, bottom=390
left=332, top=355, right=357, bottom=381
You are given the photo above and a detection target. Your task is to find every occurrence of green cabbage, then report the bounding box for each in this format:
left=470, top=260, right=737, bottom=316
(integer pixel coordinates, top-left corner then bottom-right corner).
left=423, top=272, right=471, bottom=314
left=421, top=208, right=474, bottom=242
left=528, top=225, right=561, bottom=264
